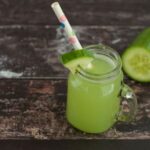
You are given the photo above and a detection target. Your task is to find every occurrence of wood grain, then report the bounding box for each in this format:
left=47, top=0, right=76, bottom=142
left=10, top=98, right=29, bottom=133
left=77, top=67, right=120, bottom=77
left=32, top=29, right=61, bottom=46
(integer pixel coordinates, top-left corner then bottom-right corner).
left=0, top=25, right=145, bottom=77
left=0, top=79, right=149, bottom=139
left=0, top=0, right=150, bottom=25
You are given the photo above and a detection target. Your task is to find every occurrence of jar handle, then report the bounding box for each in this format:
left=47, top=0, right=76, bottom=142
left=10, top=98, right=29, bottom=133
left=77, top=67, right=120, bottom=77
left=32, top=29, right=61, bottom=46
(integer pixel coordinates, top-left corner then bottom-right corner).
left=117, top=83, right=138, bottom=122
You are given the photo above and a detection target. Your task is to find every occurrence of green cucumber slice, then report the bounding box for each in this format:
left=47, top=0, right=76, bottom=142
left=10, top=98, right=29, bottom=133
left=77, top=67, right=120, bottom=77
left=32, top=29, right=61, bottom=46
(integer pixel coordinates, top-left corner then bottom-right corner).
left=60, top=49, right=93, bottom=73
left=122, top=28, right=150, bottom=82
left=122, top=47, right=150, bottom=82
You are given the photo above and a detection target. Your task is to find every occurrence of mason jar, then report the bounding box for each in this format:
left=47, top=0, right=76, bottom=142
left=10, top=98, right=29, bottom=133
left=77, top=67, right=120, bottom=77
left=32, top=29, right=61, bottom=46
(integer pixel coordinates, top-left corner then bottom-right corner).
left=66, top=44, right=137, bottom=133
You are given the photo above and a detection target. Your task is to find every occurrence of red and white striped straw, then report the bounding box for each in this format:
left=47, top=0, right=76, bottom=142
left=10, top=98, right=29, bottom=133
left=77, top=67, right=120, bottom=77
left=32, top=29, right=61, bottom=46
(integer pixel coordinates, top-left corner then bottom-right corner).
left=51, top=2, right=82, bottom=50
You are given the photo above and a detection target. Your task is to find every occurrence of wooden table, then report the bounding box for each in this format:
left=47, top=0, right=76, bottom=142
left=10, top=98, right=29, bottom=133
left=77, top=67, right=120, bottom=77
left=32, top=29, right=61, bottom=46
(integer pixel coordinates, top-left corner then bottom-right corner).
left=0, top=0, right=150, bottom=149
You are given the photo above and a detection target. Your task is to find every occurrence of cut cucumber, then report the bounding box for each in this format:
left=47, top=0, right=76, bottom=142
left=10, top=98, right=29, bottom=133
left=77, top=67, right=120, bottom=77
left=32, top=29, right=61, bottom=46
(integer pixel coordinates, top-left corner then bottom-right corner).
left=122, top=28, right=150, bottom=82
left=129, top=28, right=150, bottom=50
left=60, top=49, right=93, bottom=73
left=122, top=47, right=150, bottom=82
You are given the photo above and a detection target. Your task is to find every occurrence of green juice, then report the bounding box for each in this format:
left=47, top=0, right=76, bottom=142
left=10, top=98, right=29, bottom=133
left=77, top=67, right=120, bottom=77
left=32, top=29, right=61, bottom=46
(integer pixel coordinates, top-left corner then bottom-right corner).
left=66, top=54, right=123, bottom=133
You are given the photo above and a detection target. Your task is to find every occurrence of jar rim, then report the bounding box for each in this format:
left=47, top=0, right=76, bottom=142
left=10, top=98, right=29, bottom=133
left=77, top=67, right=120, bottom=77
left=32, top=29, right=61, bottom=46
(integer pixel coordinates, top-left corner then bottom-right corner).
left=76, top=44, right=122, bottom=81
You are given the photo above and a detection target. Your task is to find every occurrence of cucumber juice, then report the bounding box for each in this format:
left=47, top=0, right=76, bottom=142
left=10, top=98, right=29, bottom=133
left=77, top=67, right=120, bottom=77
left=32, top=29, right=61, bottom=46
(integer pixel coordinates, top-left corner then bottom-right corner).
left=66, top=45, right=123, bottom=133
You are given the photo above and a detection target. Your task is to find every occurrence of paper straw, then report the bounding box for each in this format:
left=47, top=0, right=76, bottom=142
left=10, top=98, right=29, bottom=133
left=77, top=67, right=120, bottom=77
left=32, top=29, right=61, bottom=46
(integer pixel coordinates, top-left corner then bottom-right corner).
left=51, top=2, right=82, bottom=50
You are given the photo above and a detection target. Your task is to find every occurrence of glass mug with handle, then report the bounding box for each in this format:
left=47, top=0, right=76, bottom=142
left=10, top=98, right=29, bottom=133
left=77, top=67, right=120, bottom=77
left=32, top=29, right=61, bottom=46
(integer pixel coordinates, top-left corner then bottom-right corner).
left=66, top=44, right=137, bottom=133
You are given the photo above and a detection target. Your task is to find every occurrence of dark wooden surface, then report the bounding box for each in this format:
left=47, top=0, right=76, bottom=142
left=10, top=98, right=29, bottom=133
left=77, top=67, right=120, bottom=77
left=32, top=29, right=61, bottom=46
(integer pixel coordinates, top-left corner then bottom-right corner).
left=1, top=140, right=150, bottom=150
left=0, top=0, right=150, bottom=141
left=0, top=25, right=145, bottom=77
left=0, top=79, right=149, bottom=140
left=0, top=0, right=150, bottom=26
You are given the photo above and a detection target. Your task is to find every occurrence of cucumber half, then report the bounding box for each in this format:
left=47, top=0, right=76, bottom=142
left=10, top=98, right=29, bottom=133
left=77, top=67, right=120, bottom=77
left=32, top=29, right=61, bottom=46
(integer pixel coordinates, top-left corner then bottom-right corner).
left=122, top=47, right=150, bottom=82
left=60, top=49, right=93, bottom=73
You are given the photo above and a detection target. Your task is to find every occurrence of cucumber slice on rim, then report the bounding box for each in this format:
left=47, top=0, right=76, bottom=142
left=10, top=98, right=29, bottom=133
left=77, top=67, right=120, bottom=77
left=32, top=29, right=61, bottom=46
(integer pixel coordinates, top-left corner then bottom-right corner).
left=122, top=47, right=150, bottom=82
left=60, top=49, right=93, bottom=73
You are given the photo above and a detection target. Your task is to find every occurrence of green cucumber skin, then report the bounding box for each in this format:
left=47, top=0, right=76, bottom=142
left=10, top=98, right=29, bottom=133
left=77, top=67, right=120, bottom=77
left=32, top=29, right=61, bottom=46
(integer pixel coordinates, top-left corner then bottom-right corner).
left=129, top=27, right=150, bottom=51
left=60, top=49, right=92, bottom=64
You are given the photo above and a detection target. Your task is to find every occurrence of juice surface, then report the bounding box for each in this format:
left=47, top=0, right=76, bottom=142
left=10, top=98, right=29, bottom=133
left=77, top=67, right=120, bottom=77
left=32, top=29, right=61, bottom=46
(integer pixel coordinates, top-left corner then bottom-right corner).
left=85, top=55, right=116, bottom=74
left=67, top=54, right=123, bottom=133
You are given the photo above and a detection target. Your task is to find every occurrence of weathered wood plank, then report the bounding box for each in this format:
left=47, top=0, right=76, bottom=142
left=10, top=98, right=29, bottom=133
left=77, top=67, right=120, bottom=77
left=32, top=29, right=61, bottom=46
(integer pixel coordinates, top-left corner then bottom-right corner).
left=0, top=25, right=146, bottom=77
left=0, top=79, right=149, bottom=139
left=0, top=0, right=150, bottom=25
